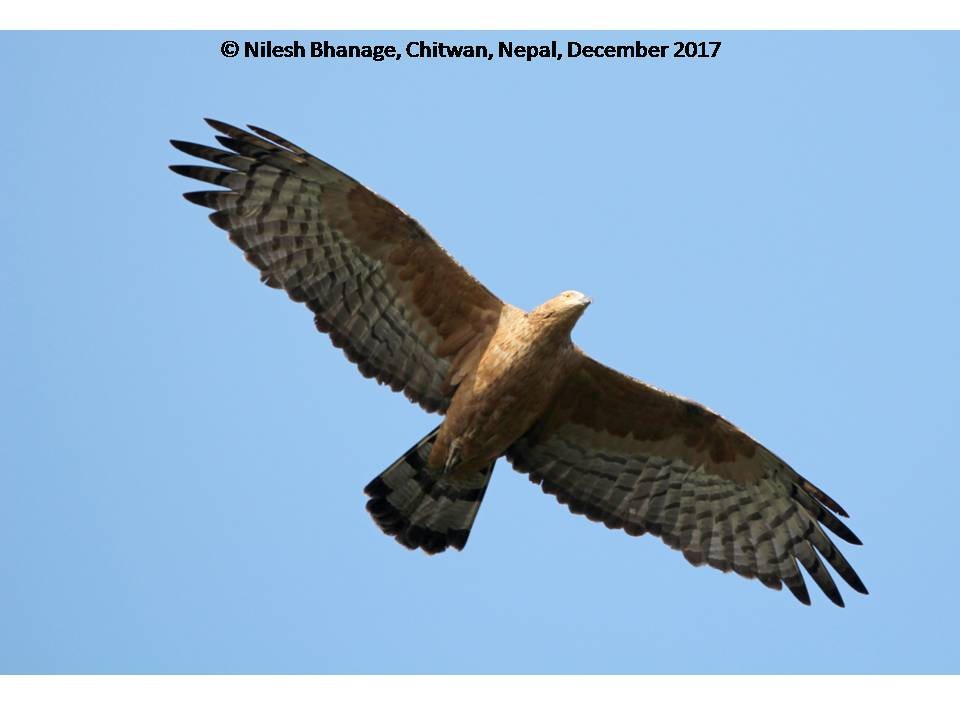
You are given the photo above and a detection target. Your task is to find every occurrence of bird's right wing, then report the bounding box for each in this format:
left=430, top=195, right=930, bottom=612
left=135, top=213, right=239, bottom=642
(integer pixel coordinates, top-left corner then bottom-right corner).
left=506, top=354, right=867, bottom=606
left=171, top=119, right=506, bottom=413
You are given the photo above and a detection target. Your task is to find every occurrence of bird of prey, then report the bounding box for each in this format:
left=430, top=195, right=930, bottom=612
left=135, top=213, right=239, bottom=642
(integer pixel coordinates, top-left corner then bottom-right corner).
left=170, top=119, right=867, bottom=607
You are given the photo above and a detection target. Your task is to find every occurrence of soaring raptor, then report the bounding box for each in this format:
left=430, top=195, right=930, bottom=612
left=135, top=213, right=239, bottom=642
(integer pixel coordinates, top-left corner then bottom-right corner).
left=171, top=120, right=867, bottom=607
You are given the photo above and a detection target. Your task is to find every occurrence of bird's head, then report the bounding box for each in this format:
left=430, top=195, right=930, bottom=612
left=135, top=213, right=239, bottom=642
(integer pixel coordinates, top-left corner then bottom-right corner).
left=530, top=290, right=592, bottom=332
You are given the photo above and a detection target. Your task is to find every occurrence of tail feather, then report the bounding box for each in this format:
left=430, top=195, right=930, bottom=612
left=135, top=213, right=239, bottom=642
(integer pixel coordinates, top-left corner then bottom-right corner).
left=364, top=425, right=494, bottom=554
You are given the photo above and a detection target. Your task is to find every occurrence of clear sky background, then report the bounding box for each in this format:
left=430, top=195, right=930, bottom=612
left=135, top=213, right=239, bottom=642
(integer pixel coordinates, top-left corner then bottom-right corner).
left=1, top=31, right=958, bottom=673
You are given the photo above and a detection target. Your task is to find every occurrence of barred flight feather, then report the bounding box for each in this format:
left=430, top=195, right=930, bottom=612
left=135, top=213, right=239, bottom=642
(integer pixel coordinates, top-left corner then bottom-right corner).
left=171, top=119, right=503, bottom=414
left=506, top=356, right=869, bottom=607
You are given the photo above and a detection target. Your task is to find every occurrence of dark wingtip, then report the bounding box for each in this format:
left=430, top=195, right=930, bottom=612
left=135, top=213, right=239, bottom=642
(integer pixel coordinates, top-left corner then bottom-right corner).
left=182, top=191, right=210, bottom=206
left=826, top=588, right=846, bottom=608
left=831, top=522, right=863, bottom=546
left=800, top=476, right=850, bottom=517
left=849, top=575, right=869, bottom=596
left=169, top=164, right=199, bottom=178
left=247, top=124, right=276, bottom=139
left=209, top=211, right=232, bottom=230
left=364, top=476, right=388, bottom=498
left=785, top=579, right=812, bottom=606
left=247, top=124, right=307, bottom=154
left=204, top=118, right=246, bottom=137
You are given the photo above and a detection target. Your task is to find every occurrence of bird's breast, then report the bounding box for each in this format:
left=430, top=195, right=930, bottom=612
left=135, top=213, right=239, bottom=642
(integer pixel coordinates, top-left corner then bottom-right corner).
left=433, top=318, right=577, bottom=476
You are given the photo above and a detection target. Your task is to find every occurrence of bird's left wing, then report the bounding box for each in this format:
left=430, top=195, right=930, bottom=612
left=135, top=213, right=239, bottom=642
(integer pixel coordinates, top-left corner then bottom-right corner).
left=506, top=354, right=867, bottom=606
left=171, top=120, right=505, bottom=413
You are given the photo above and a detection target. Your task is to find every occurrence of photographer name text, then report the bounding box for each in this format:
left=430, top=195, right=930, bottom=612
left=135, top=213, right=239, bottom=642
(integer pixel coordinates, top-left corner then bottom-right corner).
left=218, top=39, right=722, bottom=62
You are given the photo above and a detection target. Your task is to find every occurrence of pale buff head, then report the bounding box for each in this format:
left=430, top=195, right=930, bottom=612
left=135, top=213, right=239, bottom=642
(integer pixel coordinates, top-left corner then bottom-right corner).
left=530, top=290, right=592, bottom=331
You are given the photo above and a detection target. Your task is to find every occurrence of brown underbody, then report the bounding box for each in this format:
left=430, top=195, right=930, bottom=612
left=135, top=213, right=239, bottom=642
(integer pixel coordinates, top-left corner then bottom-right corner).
left=428, top=296, right=590, bottom=479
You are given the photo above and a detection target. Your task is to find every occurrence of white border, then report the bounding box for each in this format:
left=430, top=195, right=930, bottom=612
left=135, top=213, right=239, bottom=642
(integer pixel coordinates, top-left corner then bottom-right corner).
left=2, top=0, right=960, bottom=29
left=2, top=0, right=956, bottom=711
left=1, top=676, right=959, bottom=719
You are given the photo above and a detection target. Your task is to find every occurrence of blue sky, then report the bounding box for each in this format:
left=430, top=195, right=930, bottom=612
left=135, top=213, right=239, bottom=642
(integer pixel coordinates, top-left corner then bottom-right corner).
left=1, top=31, right=958, bottom=673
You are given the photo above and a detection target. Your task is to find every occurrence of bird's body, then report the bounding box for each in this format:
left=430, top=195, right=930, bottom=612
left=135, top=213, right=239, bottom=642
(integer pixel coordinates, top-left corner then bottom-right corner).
left=171, top=119, right=868, bottom=606
left=432, top=295, right=587, bottom=480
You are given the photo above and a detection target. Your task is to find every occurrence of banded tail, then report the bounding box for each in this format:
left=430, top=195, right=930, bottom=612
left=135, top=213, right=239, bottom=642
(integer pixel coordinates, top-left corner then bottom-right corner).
left=364, top=425, right=494, bottom=554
